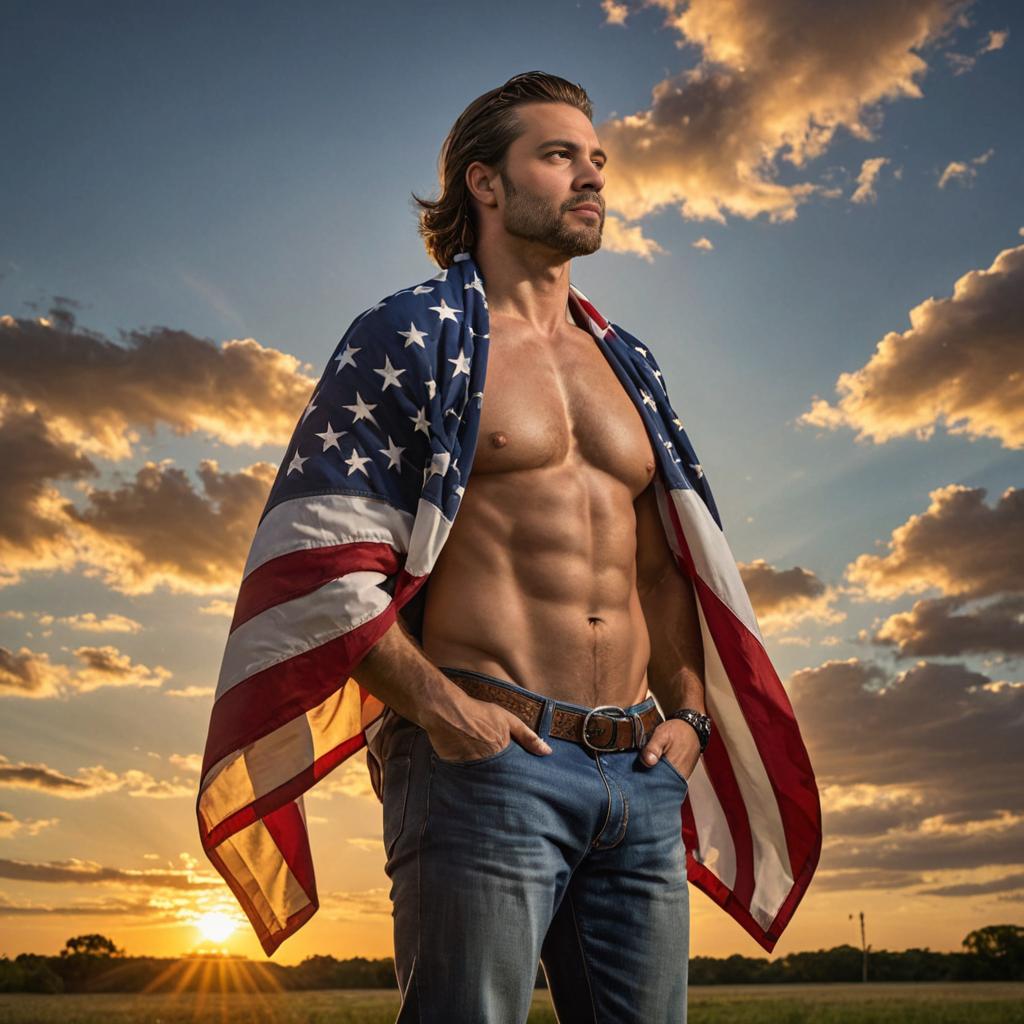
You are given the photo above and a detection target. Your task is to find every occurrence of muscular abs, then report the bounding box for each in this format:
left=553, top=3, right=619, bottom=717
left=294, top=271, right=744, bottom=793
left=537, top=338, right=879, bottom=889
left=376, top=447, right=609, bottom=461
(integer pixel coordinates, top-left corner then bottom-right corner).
left=421, top=304, right=658, bottom=709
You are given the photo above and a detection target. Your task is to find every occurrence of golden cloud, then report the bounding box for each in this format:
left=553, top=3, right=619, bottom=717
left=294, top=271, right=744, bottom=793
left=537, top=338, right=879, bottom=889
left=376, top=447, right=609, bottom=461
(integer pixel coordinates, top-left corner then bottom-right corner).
left=868, top=594, right=1024, bottom=658
left=595, top=0, right=964, bottom=226
left=740, top=557, right=845, bottom=634
left=66, top=459, right=277, bottom=595
left=800, top=243, right=1024, bottom=448
left=0, top=306, right=316, bottom=461
left=845, top=484, right=1022, bottom=602
left=0, top=644, right=170, bottom=698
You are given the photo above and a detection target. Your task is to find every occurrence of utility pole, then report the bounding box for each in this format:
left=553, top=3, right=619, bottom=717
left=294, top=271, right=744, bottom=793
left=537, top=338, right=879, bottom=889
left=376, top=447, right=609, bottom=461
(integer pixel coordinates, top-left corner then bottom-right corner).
left=848, top=911, right=868, bottom=981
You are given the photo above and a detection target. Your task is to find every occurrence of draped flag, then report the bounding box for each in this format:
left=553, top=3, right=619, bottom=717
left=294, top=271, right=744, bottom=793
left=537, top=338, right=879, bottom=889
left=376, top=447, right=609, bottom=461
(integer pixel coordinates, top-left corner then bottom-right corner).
left=196, top=250, right=822, bottom=956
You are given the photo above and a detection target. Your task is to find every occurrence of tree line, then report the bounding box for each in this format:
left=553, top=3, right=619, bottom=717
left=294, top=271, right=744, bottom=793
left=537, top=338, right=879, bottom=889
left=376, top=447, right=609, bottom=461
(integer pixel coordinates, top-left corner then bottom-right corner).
left=0, top=925, right=1021, bottom=994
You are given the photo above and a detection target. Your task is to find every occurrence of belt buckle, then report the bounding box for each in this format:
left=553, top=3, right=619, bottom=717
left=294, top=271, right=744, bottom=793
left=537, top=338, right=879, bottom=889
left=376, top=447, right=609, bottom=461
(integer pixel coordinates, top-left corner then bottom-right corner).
left=582, top=704, right=633, bottom=752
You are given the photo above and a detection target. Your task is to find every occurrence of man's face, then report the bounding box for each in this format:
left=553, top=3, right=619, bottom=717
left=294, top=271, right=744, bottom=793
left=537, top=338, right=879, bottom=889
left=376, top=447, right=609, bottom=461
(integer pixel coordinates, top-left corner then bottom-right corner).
left=495, top=102, right=606, bottom=258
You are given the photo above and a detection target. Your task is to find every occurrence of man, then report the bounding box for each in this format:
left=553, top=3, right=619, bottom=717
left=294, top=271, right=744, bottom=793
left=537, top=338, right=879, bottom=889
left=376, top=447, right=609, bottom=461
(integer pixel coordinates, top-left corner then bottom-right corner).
left=352, top=73, right=705, bottom=1022
left=196, top=70, right=820, bottom=1024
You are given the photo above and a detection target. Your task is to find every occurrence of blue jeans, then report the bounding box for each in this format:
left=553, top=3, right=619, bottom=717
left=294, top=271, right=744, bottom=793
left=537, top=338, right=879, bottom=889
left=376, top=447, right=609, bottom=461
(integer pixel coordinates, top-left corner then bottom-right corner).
left=381, top=666, right=690, bottom=1023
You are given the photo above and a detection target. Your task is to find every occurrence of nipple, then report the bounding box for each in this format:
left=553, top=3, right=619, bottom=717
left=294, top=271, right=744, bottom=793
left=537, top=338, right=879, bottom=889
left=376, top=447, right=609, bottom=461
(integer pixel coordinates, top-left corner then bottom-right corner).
left=490, top=431, right=508, bottom=448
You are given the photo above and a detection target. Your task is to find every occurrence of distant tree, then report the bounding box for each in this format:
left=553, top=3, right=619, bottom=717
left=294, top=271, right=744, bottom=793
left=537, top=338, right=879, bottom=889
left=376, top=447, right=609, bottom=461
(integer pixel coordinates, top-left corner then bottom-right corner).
left=60, top=934, right=123, bottom=957
left=963, top=925, right=1024, bottom=980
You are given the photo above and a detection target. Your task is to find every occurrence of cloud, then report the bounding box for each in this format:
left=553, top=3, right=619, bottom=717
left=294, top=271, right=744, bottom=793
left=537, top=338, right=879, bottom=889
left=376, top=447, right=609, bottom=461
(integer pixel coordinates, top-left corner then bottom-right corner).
left=600, top=0, right=630, bottom=26
left=595, top=0, right=965, bottom=227
left=845, top=484, right=1023, bottom=602
left=0, top=304, right=316, bottom=461
left=0, top=407, right=95, bottom=587
left=0, top=647, right=70, bottom=698
left=69, top=645, right=171, bottom=693
left=791, top=650, right=1024, bottom=887
left=198, top=599, right=235, bottom=618
left=600, top=213, right=668, bottom=261
left=789, top=658, right=1023, bottom=833
left=937, top=146, right=995, bottom=188
left=867, top=594, right=1024, bottom=658
left=0, top=855, right=217, bottom=890
left=945, top=25, right=1009, bottom=74
left=162, top=685, right=214, bottom=699
left=0, top=892, right=171, bottom=917
left=739, top=558, right=845, bottom=634
left=691, top=236, right=714, bottom=251
left=0, top=754, right=192, bottom=799
left=851, top=156, right=891, bottom=204
left=0, top=644, right=170, bottom=698
left=0, top=811, right=59, bottom=839
left=799, top=243, right=1024, bottom=448
left=67, top=459, right=277, bottom=595
left=918, top=870, right=1024, bottom=897
left=169, top=753, right=202, bottom=773
left=48, top=613, right=143, bottom=634
left=320, top=885, right=393, bottom=921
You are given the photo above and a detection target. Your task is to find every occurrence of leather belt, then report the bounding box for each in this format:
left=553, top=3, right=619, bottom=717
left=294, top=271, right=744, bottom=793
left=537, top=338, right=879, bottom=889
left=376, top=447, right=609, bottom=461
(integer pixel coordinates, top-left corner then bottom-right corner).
left=444, top=670, right=663, bottom=753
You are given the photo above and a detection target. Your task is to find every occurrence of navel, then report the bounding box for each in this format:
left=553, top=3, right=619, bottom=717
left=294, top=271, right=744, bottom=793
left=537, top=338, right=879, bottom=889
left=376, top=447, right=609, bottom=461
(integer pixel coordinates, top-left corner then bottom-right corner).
left=490, top=431, right=508, bottom=448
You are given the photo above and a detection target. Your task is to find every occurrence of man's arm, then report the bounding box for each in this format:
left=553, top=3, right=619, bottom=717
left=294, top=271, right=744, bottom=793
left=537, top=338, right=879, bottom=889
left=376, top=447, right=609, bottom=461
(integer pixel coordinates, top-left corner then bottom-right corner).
left=351, top=616, right=553, bottom=758
left=351, top=616, right=470, bottom=730
left=634, top=478, right=706, bottom=771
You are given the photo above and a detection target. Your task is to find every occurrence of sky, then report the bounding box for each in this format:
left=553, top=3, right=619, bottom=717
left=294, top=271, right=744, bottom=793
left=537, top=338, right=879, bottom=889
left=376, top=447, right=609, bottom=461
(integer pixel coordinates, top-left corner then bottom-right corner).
left=0, top=0, right=1021, bottom=967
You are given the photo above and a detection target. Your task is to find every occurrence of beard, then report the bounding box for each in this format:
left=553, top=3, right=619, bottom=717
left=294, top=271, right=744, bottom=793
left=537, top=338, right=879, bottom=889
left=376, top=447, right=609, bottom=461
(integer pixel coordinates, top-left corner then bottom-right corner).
left=499, top=170, right=603, bottom=257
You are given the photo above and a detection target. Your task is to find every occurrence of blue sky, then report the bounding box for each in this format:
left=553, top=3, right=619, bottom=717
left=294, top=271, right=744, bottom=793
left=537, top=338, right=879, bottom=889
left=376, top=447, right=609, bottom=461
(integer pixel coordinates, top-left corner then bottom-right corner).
left=0, top=0, right=1021, bottom=963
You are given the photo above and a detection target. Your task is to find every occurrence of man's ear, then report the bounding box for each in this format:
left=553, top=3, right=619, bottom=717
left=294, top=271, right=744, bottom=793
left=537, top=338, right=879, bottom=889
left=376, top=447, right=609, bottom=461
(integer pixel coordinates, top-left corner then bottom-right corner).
left=465, top=161, right=499, bottom=208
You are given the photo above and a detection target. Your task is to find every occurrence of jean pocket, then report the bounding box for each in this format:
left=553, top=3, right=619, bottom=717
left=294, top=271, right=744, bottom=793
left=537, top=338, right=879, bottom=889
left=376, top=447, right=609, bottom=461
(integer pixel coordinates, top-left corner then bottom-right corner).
left=382, top=753, right=412, bottom=860
left=657, top=754, right=690, bottom=789
left=430, top=738, right=517, bottom=768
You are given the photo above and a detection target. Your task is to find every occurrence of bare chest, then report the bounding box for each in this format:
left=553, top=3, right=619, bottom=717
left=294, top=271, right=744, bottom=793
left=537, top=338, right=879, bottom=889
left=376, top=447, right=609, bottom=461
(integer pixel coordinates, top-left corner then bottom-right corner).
left=472, top=317, right=656, bottom=496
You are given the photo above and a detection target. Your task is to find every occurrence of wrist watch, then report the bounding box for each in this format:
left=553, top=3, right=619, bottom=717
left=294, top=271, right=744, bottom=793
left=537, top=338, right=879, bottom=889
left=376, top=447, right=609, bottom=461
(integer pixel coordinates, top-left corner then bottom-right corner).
left=665, top=708, right=712, bottom=753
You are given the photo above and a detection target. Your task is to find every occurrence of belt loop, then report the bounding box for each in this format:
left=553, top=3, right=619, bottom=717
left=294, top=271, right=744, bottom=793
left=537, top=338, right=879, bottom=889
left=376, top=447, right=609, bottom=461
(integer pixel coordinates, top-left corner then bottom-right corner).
left=536, top=698, right=555, bottom=741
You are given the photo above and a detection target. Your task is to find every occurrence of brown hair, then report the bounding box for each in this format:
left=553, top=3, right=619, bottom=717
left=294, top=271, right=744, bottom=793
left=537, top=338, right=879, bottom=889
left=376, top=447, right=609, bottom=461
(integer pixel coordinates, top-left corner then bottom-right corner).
left=411, top=71, right=593, bottom=269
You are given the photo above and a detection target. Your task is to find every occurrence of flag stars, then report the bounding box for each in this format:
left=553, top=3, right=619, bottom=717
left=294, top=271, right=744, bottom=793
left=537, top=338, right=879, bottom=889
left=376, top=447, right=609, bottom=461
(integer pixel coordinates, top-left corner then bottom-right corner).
left=429, top=298, right=461, bottom=323
left=425, top=379, right=437, bottom=400
left=287, top=451, right=308, bottom=475
left=448, top=348, right=470, bottom=376
left=344, top=448, right=372, bottom=477
left=464, top=271, right=485, bottom=296
left=399, top=322, right=428, bottom=349
left=315, top=422, right=345, bottom=452
left=409, top=406, right=431, bottom=436
left=640, top=389, right=657, bottom=410
left=373, top=354, right=406, bottom=391
left=690, top=462, right=704, bottom=479
left=673, top=416, right=685, bottom=431
left=411, top=284, right=434, bottom=295
left=335, top=345, right=360, bottom=373
left=342, top=391, right=380, bottom=427
left=378, top=436, right=406, bottom=472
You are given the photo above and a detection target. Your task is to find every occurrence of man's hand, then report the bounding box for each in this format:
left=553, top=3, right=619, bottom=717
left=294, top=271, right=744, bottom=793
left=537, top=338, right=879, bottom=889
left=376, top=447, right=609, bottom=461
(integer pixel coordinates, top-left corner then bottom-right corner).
left=427, top=696, right=553, bottom=762
left=639, top=718, right=701, bottom=779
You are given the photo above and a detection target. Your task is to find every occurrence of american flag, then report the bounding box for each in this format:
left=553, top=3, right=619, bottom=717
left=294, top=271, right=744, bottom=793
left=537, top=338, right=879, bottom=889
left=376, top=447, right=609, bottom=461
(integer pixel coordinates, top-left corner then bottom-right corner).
left=196, top=251, right=821, bottom=956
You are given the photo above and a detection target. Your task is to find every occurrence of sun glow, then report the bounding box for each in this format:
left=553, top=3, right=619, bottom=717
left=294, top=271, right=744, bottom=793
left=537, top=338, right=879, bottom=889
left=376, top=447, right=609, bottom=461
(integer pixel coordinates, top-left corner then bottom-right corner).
left=193, top=910, right=239, bottom=944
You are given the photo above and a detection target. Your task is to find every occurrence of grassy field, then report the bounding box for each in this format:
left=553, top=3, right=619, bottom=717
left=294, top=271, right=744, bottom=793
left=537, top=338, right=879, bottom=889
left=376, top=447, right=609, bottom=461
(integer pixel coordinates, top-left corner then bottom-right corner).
left=0, top=982, right=1021, bottom=1023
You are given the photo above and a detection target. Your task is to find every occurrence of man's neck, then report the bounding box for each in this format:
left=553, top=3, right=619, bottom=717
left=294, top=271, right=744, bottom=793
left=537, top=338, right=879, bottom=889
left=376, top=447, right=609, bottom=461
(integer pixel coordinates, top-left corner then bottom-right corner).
left=471, top=240, right=573, bottom=338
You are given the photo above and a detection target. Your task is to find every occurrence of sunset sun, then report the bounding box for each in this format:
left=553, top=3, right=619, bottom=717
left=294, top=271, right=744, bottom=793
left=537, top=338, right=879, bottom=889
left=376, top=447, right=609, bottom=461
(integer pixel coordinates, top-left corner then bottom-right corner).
left=193, top=911, right=238, bottom=944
